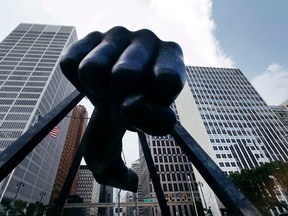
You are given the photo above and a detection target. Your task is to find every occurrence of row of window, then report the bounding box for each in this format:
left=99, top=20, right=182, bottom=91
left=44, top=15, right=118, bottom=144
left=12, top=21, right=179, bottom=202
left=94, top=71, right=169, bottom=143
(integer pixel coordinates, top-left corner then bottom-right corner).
left=154, top=155, right=187, bottom=163
left=152, top=147, right=182, bottom=155
left=155, top=163, right=191, bottom=173
left=0, top=72, right=50, bottom=77
left=0, top=100, right=37, bottom=106
left=1, top=113, right=30, bottom=120
left=0, top=130, right=23, bottom=138
left=0, top=76, right=48, bottom=82
left=162, top=182, right=199, bottom=196
left=159, top=172, right=193, bottom=183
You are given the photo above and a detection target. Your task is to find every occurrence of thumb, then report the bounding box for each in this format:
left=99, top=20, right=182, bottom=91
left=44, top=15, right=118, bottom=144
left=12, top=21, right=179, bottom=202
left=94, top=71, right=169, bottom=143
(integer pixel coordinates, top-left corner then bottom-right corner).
left=121, top=94, right=176, bottom=136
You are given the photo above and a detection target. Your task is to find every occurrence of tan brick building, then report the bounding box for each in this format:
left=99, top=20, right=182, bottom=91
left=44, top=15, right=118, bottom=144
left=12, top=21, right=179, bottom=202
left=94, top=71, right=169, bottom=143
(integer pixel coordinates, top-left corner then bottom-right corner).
left=50, top=105, right=88, bottom=203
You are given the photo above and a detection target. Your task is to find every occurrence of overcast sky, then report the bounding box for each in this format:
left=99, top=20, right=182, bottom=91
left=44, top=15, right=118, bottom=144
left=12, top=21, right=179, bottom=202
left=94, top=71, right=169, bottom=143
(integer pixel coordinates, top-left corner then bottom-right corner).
left=1, top=0, right=287, bottom=168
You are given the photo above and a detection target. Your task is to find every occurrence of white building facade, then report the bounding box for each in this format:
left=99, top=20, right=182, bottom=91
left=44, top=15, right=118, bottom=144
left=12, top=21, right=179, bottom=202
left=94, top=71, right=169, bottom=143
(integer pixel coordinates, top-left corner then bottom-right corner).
left=77, top=165, right=101, bottom=216
left=139, top=103, right=201, bottom=216
left=175, top=66, right=288, bottom=215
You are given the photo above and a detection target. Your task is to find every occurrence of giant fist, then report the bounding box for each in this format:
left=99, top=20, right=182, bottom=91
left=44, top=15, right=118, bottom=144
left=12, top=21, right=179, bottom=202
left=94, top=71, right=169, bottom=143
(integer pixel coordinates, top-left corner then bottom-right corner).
left=60, top=27, right=186, bottom=192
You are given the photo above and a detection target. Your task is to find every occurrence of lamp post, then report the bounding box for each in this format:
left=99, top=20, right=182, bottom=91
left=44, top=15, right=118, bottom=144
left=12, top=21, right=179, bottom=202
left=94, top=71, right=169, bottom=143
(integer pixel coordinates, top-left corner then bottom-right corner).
left=39, top=191, right=46, bottom=202
left=14, top=181, right=24, bottom=202
left=197, top=181, right=208, bottom=214
left=35, top=191, right=46, bottom=216
left=180, top=192, right=185, bottom=216
left=187, top=176, right=198, bottom=216
left=117, top=190, right=121, bottom=216
left=134, top=193, right=138, bottom=216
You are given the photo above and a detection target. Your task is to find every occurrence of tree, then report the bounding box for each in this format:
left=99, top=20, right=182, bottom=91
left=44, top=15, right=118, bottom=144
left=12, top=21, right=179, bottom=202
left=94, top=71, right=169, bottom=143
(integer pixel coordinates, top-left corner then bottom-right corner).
left=229, top=161, right=288, bottom=215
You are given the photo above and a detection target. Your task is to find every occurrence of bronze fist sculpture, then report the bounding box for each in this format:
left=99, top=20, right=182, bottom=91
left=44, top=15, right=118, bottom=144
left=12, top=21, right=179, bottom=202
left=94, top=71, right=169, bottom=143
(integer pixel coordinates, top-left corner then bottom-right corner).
left=60, top=27, right=186, bottom=192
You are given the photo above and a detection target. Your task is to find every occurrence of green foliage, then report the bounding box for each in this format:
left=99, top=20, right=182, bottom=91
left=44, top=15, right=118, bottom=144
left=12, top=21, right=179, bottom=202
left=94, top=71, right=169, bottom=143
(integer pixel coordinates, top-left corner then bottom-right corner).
left=229, top=161, right=288, bottom=215
left=0, top=200, right=49, bottom=216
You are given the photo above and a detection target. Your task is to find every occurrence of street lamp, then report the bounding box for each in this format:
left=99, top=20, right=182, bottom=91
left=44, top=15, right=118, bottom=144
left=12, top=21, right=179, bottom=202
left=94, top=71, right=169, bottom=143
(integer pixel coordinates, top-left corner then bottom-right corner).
left=129, top=193, right=138, bottom=216
left=134, top=192, right=138, bottom=216
left=39, top=191, right=46, bottom=202
left=187, top=176, right=198, bottom=216
left=117, top=189, right=121, bottom=216
left=14, top=181, right=24, bottom=202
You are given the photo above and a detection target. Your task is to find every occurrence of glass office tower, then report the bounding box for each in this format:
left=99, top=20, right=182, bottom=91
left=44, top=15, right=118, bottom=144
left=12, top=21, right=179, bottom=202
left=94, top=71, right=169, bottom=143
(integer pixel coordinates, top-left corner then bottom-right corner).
left=175, top=66, right=288, bottom=214
left=0, top=23, right=77, bottom=204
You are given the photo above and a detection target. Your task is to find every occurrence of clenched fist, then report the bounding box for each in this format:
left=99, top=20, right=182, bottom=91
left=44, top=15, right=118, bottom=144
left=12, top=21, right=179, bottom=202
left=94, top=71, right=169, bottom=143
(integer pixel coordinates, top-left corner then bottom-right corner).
left=60, top=26, right=186, bottom=192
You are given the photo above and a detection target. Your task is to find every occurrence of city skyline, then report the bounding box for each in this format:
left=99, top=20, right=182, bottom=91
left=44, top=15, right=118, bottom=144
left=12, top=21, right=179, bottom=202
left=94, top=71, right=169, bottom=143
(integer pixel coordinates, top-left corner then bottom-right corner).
left=1, top=1, right=287, bottom=168
left=0, top=21, right=287, bottom=215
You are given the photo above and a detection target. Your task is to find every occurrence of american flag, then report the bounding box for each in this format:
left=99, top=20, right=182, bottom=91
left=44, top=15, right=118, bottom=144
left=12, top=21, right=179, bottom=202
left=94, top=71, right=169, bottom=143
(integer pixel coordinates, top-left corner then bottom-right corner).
left=49, top=126, right=60, bottom=138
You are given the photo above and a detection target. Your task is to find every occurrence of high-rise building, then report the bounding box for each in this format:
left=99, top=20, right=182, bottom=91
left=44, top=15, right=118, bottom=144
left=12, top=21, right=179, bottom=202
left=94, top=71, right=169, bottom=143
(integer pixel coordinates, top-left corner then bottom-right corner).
left=131, top=159, right=142, bottom=200
left=76, top=165, right=101, bottom=216
left=139, top=104, right=201, bottom=216
left=98, top=185, right=113, bottom=216
left=282, top=100, right=288, bottom=107
left=128, top=159, right=142, bottom=216
left=270, top=100, right=288, bottom=129
left=175, top=66, right=288, bottom=214
left=0, top=23, right=77, bottom=204
left=50, top=105, right=88, bottom=204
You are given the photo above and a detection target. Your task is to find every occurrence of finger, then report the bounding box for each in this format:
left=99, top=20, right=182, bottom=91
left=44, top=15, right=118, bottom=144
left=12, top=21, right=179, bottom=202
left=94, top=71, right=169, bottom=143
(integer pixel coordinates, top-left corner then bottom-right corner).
left=78, top=26, right=132, bottom=104
left=121, top=94, right=176, bottom=136
left=111, top=29, right=159, bottom=102
left=59, top=31, right=103, bottom=92
left=151, top=41, right=186, bottom=106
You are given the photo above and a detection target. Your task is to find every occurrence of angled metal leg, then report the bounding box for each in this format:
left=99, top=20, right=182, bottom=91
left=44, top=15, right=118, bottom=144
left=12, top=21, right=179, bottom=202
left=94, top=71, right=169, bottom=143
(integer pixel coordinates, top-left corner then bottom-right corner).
left=171, top=122, right=261, bottom=216
left=138, top=132, right=170, bottom=216
left=0, top=90, right=84, bottom=182
left=53, top=144, right=83, bottom=216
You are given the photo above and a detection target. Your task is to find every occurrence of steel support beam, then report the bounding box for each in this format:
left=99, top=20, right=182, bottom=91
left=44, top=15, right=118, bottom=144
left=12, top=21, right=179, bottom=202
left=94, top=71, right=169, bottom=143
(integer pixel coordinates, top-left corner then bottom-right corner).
left=0, top=90, right=84, bottom=182
left=52, top=143, right=83, bottom=216
left=170, top=122, right=261, bottom=216
left=138, top=132, right=171, bottom=216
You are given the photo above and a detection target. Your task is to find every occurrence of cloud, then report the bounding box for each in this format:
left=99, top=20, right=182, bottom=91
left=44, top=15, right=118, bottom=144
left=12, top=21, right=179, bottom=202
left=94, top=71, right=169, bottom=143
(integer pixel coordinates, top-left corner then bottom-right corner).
left=40, top=0, right=234, bottom=67
left=39, top=0, right=234, bottom=166
left=251, top=63, right=288, bottom=105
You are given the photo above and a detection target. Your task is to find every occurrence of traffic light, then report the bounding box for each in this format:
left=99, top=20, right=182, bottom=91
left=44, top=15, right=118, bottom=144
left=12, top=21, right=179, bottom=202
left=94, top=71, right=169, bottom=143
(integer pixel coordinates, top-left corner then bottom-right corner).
left=183, top=193, right=187, bottom=202
left=115, top=207, right=122, bottom=213
left=168, top=193, right=173, bottom=202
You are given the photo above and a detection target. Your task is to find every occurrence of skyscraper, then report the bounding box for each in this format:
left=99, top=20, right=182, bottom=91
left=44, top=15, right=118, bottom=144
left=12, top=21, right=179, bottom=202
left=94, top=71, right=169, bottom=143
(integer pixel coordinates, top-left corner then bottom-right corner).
left=76, top=165, right=101, bottom=216
left=130, top=159, right=142, bottom=215
left=270, top=102, right=288, bottom=129
left=131, top=159, right=142, bottom=200
left=0, top=23, right=77, bottom=204
left=98, top=185, right=113, bottom=216
left=175, top=66, right=288, bottom=214
left=50, top=105, right=88, bottom=204
left=139, top=104, right=201, bottom=216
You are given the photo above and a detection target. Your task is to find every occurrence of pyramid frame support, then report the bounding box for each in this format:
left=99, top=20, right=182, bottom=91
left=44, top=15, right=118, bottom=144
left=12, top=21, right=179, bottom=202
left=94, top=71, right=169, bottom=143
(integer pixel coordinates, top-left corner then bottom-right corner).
left=0, top=90, right=261, bottom=216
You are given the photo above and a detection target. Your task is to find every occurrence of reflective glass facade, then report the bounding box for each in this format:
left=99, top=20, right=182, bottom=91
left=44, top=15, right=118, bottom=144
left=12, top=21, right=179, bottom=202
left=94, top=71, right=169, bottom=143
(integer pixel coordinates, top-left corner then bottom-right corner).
left=0, top=23, right=77, bottom=203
